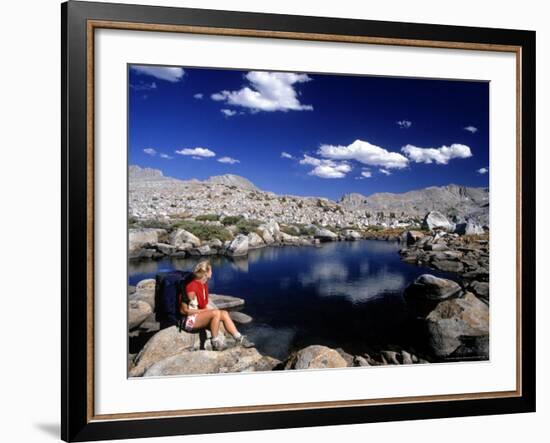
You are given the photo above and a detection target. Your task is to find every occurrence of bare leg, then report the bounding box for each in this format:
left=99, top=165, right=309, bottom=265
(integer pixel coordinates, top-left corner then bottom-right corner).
left=192, top=310, right=221, bottom=336
left=219, top=310, right=239, bottom=336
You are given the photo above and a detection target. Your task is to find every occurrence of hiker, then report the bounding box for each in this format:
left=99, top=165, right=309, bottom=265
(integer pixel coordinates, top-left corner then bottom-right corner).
left=180, top=259, right=254, bottom=351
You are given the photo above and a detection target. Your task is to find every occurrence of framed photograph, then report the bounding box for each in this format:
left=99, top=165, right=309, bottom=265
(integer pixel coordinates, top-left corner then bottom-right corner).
left=62, top=0, right=536, bottom=441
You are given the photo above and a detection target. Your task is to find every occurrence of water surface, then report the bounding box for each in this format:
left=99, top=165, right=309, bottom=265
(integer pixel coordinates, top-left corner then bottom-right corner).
left=129, top=240, right=457, bottom=360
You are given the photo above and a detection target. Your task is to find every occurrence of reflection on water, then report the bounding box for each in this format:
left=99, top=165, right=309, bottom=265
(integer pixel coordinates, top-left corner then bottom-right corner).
left=129, top=240, right=457, bottom=360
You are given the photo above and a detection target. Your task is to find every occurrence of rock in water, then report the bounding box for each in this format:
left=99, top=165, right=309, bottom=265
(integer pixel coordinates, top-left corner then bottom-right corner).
left=404, top=230, right=425, bottom=246
left=226, top=234, right=248, bottom=256
left=422, top=211, right=454, bottom=232
left=256, top=226, right=274, bottom=244
left=208, top=294, right=245, bottom=309
left=247, top=232, right=265, bottom=248
left=128, top=300, right=153, bottom=330
left=229, top=311, right=253, bottom=324
left=143, top=347, right=280, bottom=376
left=156, top=243, right=177, bottom=255
left=130, top=326, right=202, bottom=377
left=170, top=228, right=201, bottom=248
left=426, top=292, right=489, bottom=358
left=423, top=243, right=448, bottom=251
left=208, top=238, right=223, bottom=249
left=129, top=228, right=167, bottom=252
left=257, top=220, right=280, bottom=244
left=454, top=222, right=484, bottom=236
left=314, top=227, right=338, bottom=242
left=405, top=274, right=462, bottom=302
left=284, top=345, right=349, bottom=369
left=279, top=231, right=301, bottom=245
left=188, top=245, right=213, bottom=256
left=430, top=259, right=464, bottom=273
left=342, top=229, right=362, bottom=241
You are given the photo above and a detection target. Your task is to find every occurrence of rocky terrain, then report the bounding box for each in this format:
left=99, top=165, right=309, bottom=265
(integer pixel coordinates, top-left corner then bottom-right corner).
left=129, top=165, right=489, bottom=229
left=398, top=225, right=489, bottom=303
left=339, top=184, right=489, bottom=225
left=128, top=165, right=488, bottom=261
left=129, top=208, right=487, bottom=264
left=127, top=166, right=489, bottom=374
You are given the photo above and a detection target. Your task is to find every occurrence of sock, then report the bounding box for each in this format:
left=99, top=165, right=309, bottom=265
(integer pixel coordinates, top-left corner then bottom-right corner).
left=233, top=332, right=242, bottom=340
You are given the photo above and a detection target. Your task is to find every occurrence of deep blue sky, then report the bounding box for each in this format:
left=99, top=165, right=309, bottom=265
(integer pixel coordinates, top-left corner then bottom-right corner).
left=129, top=64, right=489, bottom=200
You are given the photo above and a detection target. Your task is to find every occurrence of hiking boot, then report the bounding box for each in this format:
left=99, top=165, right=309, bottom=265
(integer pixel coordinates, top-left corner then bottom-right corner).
left=235, top=335, right=255, bottom=348
left=211, top=338, right=229, bottom=351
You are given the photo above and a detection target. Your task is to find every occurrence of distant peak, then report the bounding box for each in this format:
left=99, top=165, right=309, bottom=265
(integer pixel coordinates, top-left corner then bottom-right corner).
left=205, top=174, right=259, bottom=191
left=129, top=165, right=164, bottom=179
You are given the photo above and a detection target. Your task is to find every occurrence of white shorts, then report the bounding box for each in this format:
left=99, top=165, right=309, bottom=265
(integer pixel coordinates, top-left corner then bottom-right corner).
left=183, top=314, right=197, bottom=332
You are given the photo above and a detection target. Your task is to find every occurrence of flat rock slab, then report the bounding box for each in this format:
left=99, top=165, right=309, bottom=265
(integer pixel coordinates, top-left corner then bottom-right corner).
left=129, top=300, right=153, bottom=330
left=209, top=294, right=245, bottom=309
left=144, top=347, right=280, bottom=376
left=229, top=311, right=253, bottom=324
left=130, top=288, right=155, bottom=310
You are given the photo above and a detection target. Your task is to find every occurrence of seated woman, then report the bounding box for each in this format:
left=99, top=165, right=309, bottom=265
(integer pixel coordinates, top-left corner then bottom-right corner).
left=179, top=259, right=254, bottom=351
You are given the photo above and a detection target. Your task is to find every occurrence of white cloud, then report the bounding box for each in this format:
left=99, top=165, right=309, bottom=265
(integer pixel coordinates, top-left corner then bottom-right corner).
left=318, top=139, right=409, bottom=169
left=131, top=65, right=185, bottom=82
left=143, top=148, right=156, bottom=156
left=477, top=167, right=489, bottom=174
left=397, top=120, right=412, bottom=129
left=193, top=93, right=204, bottom=99
left=175, top=147, right=216, bottom=158
left=299, top=154, right=351, bottom=179
left=464, top=125, right=478, bottom=133
left=310, top=164, right=352, bottom=178
left=281, top=152, right=294, bottom=159
left=379, top=169, right=391, bottom=176
left=221, top=109, right=237, bottom=117
left=131, top=81, right=157, bottom=91
left=160, top=153, right=173, bottom=159
left=211, top=71, right=313, bottom=112
left=218, top=156, right=240, bottom=164
left=361, top=170, right=372, bottom=178
left=401, top=143, right=472, bottom=164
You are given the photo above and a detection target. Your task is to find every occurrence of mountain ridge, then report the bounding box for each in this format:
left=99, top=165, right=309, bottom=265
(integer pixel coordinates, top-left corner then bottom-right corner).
left=339, top=184, right=489, bottom=223
left=129, top=165, right=259, bottom=191
left=129, top=165, right=488, bottom=224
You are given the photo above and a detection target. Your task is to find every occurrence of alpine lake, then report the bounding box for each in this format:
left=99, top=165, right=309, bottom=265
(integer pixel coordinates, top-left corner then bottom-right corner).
left=129, top=239, right=459, bottom=361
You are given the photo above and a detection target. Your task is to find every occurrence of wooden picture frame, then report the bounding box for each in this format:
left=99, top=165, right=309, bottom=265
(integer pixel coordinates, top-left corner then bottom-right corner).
left=61, top=1, right=536, bottom=441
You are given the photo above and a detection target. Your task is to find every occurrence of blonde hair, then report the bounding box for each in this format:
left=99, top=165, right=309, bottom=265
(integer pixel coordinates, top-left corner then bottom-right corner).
left=193, top=260, right=212, bottom=280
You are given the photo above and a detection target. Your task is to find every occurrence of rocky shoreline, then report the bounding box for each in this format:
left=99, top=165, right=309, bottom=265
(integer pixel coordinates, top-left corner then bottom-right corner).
left=129, top=218, right=360, bottom=262
left=128, top=269, right=488, bottom=377
left=129, top=209, right=487, bottom=261
left=128, top=277, right=439, bottom=376
left=398, top=228, right=489, bottom=303
left=128, top=210, right=489, bottom=376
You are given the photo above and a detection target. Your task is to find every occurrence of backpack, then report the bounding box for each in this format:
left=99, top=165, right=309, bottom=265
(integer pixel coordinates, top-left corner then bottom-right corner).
left=154, top=270, right=195, bottom=330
